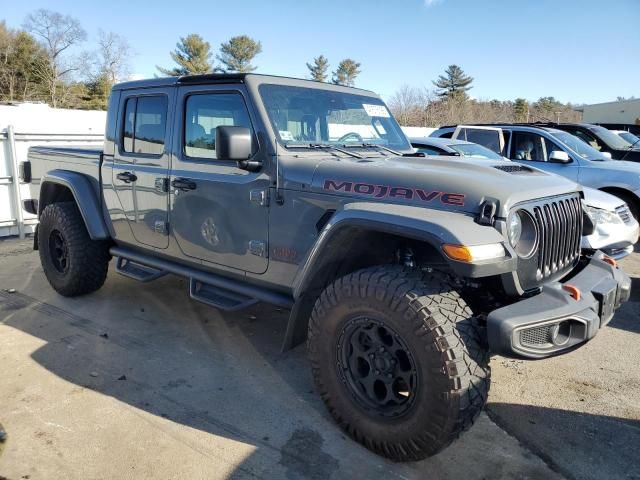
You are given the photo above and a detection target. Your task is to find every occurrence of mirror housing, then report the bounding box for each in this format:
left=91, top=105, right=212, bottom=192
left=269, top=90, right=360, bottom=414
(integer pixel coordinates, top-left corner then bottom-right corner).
left=602, top=151, right=612, bottom=159
left=216, top=126, right=259, bottom=170
left=549, top=150, right=571, bottom=164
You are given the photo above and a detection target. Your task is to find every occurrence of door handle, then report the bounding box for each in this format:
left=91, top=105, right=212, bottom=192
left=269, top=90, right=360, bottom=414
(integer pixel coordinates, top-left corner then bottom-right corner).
left=116, top=172, right=137, bottom=183
left=171, top=178, right=197, bottom=191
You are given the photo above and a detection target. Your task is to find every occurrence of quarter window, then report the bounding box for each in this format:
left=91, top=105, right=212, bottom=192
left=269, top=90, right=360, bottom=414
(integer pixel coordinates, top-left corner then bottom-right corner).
left=184, top=93, right=254, bottom=160
left=121, top=95, right=168, bottom=155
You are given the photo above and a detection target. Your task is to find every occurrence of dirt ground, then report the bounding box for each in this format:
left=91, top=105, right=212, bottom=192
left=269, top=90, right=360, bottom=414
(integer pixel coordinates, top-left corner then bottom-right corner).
left=0, top=236, right=638, bottom=480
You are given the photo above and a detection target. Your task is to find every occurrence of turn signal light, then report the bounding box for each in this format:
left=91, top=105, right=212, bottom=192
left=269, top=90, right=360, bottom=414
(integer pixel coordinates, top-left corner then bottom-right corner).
left=442, top=244, right=473, bottom=262
left=442, top=243, right=506, bottom=263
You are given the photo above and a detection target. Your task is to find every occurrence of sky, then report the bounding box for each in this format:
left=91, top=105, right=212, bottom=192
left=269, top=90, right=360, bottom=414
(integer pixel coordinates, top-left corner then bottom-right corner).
left=3, top=0, right=639, bottom=104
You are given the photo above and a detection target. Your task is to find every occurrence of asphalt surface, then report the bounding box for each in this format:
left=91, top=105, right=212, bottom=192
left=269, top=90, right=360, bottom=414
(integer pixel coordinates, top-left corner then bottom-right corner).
left=0, top=236, right=638, bottom=480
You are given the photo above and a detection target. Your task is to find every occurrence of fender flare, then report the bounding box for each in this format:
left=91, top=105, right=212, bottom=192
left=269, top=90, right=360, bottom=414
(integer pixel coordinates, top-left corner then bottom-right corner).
left=39, top=170, right=110, bottom=240
left=281, top=202, right=513, bottom=351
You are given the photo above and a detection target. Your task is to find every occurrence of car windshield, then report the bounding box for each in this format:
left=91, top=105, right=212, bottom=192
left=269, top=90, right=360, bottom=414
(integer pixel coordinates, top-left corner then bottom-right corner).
left=551, top=131, right=609, bottom=160
left=589, top=125, right=634, bottom=149
left=259, top=84, right=412, bottom=151
left=448, top=143, right=503, bottom=160
left=619, top=131, right=640, bottom=145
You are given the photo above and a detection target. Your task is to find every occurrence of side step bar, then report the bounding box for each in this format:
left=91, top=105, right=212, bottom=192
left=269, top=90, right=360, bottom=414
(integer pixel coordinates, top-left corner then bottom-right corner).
left=116, top=257, right=168, bottom=282
left=110, top=246, right=293, bottom=310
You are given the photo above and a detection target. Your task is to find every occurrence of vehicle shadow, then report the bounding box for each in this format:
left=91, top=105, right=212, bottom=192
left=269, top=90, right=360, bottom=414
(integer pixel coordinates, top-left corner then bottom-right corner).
left=607, top=277, right=640, bottom=333
left=0, top=268, right=553, bottom=480
left=486, top=402, right=640, bottom=480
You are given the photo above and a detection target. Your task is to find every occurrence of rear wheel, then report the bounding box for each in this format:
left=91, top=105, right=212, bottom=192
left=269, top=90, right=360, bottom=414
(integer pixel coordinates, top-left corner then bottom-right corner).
left=38, top=202, right=110, bottom=297
left=308, top=266, right=490, bottom=461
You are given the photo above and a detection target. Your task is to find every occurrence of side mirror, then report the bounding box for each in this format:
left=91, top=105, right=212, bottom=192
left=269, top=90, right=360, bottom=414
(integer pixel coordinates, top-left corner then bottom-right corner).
left=215, top=125, right=253, bottom=160
left=549, top=150, right=571, bottom=164
left=602, top=151, right=612, bottom=159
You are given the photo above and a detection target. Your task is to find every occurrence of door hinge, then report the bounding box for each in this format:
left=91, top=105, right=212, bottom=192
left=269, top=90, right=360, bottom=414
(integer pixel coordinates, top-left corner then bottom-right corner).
left=248, top=240, right=267, bottom=257
left=250, top=188, right=269, bottom=207
left=155, top=177, right=169, bottom=193
left=154, top=220, right=169, bottom=235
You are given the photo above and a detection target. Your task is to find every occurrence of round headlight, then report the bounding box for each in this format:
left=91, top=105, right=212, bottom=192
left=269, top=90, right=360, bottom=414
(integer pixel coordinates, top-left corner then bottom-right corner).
left=509, top=210, right=538, bottom=258
left=508, top=212, right=522, bottom=247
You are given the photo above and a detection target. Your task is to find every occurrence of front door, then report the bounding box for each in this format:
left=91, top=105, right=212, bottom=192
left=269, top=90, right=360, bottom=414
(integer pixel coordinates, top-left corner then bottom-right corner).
left=508, top=132, right=580, bottom=182
left=169, top=84, right=270, bottom=274
left=112, top=88, right=174, bottom=248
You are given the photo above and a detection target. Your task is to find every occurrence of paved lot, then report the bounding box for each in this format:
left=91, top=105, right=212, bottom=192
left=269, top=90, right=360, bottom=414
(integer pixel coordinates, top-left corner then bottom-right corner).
left=0, top=237, right=638, bottom=480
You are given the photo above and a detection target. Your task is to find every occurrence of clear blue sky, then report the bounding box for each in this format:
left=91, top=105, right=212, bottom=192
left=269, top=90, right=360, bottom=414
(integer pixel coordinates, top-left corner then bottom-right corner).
left=3, top=0, right=639, bottom=104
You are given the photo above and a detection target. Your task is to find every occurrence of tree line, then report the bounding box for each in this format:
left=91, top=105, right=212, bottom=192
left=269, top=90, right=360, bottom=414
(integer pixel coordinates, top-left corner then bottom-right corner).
left=388, top=64, right=581, bottom=127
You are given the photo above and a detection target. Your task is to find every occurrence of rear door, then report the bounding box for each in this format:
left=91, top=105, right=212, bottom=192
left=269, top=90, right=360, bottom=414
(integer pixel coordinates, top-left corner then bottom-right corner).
left=452, top=125, right=505, bottom=155
left=112, top=87, right=174, bottom=248
left=168, top=84, right=270, bottom=274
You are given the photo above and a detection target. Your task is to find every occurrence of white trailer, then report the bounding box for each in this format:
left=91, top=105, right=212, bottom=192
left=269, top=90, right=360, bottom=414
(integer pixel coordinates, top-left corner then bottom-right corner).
left=0, top=103, right=106, bottom=238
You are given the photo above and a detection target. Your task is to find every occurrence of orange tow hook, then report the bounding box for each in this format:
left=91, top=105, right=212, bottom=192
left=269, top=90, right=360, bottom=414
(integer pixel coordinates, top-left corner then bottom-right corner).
left=562, top=284, right=581, bottom=301
left=601, top=255, right=618, bottom=268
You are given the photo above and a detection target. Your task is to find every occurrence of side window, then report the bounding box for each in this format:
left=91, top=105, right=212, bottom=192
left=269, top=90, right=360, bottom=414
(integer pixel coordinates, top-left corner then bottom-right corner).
left=457, top=128, right=502, bottom=154
left=121, top=95, right=168, bottom=155
left=510, top=132, right=546, bottom=161
left=415, top=145, right=444, bottom=155
left=184, top=92, right=254, bottom=160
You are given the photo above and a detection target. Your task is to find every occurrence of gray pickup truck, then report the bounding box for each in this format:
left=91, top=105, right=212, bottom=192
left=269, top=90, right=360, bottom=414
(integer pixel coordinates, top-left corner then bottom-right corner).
left=22, top=74, right=631, bottom=461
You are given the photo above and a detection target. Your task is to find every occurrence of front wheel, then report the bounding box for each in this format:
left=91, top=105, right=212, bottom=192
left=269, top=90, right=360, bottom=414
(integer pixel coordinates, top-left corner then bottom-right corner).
left=307, top=266, right=490, bottom=461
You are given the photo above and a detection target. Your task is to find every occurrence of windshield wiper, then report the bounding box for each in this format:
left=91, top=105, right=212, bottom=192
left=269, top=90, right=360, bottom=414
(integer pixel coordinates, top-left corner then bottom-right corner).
left=285, top=142, right=363, bottom=159
left=343, top=142, right=403, bottom=156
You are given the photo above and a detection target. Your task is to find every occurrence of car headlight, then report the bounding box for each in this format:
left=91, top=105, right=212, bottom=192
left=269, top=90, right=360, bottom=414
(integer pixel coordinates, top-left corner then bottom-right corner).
left=508, top=210, right=538, bottom=258
left=584, top=205, right=623, bottom=226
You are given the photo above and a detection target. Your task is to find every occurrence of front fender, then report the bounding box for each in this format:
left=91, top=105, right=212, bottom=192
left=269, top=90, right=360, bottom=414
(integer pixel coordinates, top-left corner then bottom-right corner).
left=39, top=170, right=110, bottom=240
left=292, top=202, right=513, bottom=299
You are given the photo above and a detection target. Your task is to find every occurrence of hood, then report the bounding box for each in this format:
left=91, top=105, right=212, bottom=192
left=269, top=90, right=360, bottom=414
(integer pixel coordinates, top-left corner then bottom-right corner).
left=308, top=155, right=581, bottom=217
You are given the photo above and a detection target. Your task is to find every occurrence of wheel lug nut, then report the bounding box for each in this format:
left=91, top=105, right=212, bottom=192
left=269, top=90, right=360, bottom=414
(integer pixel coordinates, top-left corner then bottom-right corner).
left=379, top=347, right=384, bottom=353
left=387, top=373, right=392, bottom=378
left=375, top=370, right=380, bottom=375
left=369, top=354, right=374, bottom=359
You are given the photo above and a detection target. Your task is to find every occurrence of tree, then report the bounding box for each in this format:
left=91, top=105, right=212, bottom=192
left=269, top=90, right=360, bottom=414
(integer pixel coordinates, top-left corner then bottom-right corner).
left=157, top=34, right=213, bottom=76
left=306, top=55, right=329, bottom=82
left=95, top=30, right=132, bottom=85
left=0, top=22, right=48, bottom=102
left=23, top=9, right=87, bottom=107
left=433, top=64, right=473, bottom=99
left=217, top=35, right=262, bottom=73
left=332, top=59, right=361, bottom=87
left=513, top=98, right=529, bottom=122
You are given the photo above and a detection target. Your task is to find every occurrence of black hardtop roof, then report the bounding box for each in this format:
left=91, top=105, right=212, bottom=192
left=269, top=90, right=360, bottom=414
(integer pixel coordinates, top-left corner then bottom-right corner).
left=112, top=73, right=378, bottom=96
left=438, top=122, right=594, bottom=130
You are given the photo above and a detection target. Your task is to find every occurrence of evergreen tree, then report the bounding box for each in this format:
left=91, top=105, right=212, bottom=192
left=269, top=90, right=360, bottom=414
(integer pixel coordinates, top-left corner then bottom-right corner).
left=217, top=35, right=262, bottom=73
left=306, top=55, right=329, bottom=82
left=513, top=98, right=529, bottom=122
left=331, top=59, right=361, bottom=87
left=157, top=34, right=213, bottom=76
left=433, top=64, right=473, bottom=99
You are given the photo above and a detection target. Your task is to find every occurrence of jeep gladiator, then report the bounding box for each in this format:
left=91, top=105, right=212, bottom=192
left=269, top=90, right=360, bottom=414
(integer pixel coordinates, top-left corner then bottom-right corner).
left=22, top=74, right=631, bottom=461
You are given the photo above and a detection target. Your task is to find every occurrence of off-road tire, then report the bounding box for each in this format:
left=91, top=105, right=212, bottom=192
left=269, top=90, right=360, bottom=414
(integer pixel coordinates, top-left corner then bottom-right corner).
left=38, top=202, right=110, bottom=297
left=308, top=265, right=490, bottom=461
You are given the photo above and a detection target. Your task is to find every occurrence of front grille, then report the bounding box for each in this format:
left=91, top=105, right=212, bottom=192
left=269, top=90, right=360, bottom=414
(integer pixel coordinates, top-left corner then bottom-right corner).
left=615, top=205, right=633, bottom=224
left=531, top=195, right=582, bottom=281
left=520, top=325, right=553, bottom=347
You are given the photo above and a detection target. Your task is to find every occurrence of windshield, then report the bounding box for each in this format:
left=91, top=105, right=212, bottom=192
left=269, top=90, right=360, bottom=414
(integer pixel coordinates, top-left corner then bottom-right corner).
left=449, top=143, right=503, bottom=160
left=552, top=131, right=609, bottom=160
left=259, top=84, right=412, bottom=151
left=589, top=125, right=633, bottom=149
left=619, top=131, right=640, bottom=145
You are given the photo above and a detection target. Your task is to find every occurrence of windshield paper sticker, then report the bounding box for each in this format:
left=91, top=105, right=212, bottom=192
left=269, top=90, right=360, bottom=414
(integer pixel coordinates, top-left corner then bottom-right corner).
left=363, top=104, right=390, bottom=118
left=279, top=130, right=294, bottom=141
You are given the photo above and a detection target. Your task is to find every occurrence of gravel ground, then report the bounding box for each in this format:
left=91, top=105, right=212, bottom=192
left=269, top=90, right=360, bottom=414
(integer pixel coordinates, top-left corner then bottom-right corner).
left=0, top=235, right=638, bottom=480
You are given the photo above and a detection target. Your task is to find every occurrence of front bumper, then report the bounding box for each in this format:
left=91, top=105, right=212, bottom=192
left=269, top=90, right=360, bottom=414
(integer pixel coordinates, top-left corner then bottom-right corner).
left=487, top=251, right=631, bottom=359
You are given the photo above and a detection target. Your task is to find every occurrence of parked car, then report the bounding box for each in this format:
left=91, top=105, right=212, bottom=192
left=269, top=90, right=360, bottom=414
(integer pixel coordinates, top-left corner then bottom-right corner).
left=595, top=123, right=640, bottom=137
left=611, top=129, right=640, bottom=147
left=531, top=123, right=640, bottom=162
left=431, top=124, right=640, bottom=221
left=21, top=73, right=631, bottom=462
left=411, top=137, right=639, bottom=258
